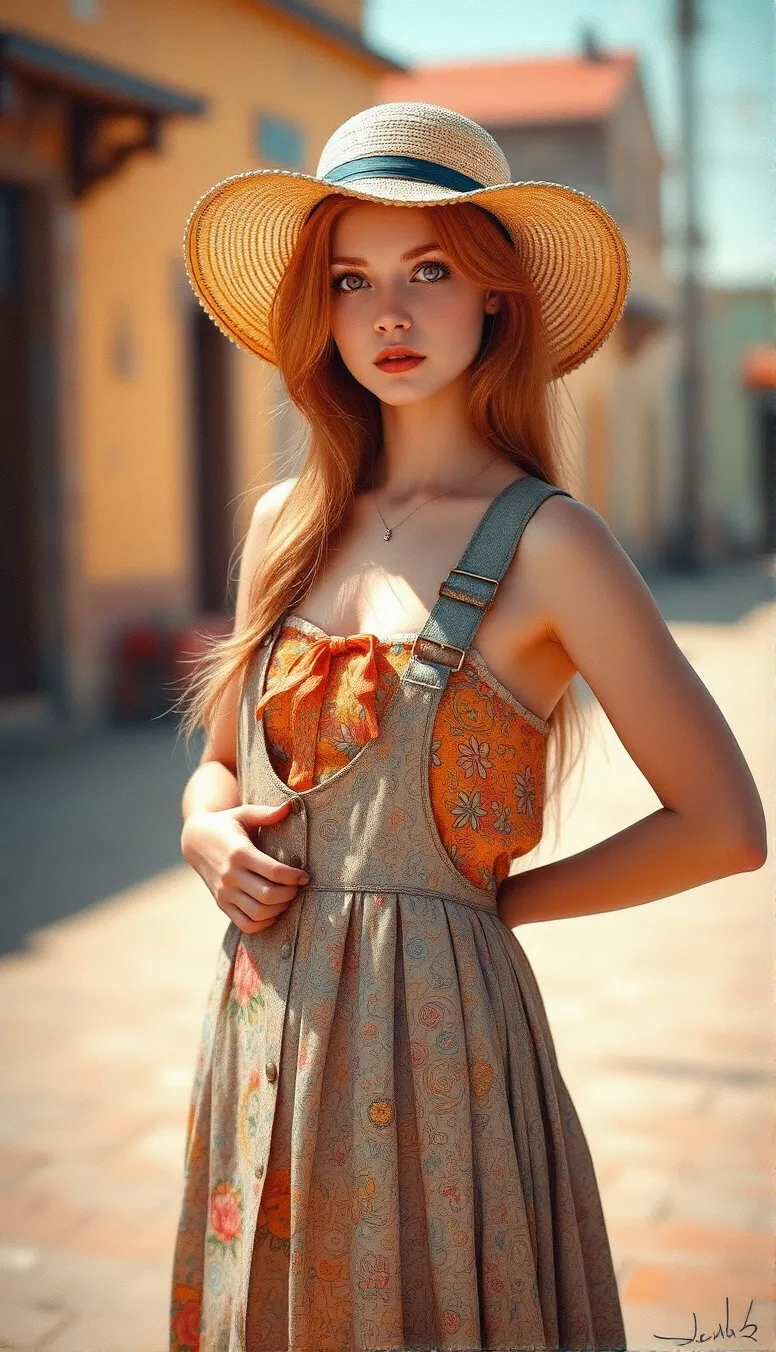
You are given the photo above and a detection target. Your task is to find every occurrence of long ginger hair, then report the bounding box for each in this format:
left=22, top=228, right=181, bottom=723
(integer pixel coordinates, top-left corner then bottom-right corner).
left=172, top=195, right=589, bottom=850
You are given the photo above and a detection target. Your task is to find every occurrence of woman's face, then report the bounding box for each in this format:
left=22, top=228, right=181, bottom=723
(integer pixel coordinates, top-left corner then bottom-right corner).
left=328, top=202, right=500, bottom=405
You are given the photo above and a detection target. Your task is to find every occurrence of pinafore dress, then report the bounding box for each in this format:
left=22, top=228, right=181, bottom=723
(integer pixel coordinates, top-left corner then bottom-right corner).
left=170, top=474, right=627, bottom=1352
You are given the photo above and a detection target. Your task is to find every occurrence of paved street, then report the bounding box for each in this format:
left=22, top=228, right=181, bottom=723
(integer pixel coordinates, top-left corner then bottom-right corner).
left=0, top=559, right=773, bottom=1351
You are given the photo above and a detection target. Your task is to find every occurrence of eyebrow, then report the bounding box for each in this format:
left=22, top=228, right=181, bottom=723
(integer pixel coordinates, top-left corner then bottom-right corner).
left=329, top=241, right=444, bottom=266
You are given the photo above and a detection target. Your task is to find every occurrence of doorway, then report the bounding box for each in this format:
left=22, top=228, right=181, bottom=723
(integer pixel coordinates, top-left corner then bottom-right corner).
left=190, top=305, right=235, bottom=614
left=0, top=182, right=38, bottom=698
left=759, top=392, right=776, bottom=553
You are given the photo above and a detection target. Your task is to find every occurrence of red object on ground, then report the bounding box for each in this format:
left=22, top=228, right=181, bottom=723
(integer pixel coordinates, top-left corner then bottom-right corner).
left=741, top=343, right=776, bottom=390
left=111, top=612, right=233, bottom=722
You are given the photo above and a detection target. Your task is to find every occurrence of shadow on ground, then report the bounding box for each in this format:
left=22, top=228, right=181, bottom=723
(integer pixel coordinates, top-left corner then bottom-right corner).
left=0, top=557, right=772, bottom=954
left=0, top=717, right=204, bottom=954
left=638, top=555, right=774, bottom=624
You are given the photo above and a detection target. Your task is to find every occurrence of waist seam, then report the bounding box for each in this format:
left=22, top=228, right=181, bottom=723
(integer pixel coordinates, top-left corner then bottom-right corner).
left=300, top=882, right=500, bottom=917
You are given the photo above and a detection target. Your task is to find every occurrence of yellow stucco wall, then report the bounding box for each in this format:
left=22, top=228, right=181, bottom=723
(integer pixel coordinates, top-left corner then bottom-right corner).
left=2, top=0, right=381, bottom=586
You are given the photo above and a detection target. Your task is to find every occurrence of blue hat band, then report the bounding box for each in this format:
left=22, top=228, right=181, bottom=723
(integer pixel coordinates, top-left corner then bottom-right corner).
left=321, top=154, right=487, bottom=195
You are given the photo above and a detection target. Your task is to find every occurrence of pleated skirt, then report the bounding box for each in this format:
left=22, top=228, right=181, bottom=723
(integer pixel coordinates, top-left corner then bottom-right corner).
left=172, top=889, right=626, bottom=1352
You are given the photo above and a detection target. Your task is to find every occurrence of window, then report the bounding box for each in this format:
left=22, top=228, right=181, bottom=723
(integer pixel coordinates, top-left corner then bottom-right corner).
left=256, top=114, right=304, bottom=169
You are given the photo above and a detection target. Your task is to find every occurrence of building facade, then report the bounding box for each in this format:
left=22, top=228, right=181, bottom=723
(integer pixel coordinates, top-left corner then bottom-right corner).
left=703, top=288, right=773, bottom=555
left=0, top=0, right=398, bottom=730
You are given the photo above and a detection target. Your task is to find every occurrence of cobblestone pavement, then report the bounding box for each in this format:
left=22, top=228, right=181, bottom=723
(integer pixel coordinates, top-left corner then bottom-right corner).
left=0, top=560, right=773, bottom=1351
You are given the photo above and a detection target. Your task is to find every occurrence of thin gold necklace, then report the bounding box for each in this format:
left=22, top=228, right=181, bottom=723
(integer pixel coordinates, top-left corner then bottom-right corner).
left=370, top=453, right=498, bottom=542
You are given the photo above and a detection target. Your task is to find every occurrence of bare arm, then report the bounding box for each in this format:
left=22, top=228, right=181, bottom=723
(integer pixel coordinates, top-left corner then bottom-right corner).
left=180, top=477, right=311, bottom=934
left=497, top=499, right=767, bottom=929
left=181, top=477, right=295, bottom=826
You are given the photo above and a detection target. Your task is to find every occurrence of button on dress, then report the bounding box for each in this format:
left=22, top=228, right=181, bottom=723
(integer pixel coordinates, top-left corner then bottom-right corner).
left=170, top=474, right=627, bottom=1352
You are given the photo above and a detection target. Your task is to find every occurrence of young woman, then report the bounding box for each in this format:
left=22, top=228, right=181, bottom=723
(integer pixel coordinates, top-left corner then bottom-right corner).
left=169, top=102, right=766, bottom=1351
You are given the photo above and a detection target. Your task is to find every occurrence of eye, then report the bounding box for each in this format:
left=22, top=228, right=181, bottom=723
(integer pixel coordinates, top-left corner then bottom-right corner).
left=331, top=271, right=366, bottom=294
left=414, top=260, right=451, bottom=283
left=330, top=260, right=452, bottom=294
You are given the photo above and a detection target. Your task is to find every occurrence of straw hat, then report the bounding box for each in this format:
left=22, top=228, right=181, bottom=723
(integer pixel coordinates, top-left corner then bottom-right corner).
left=183, top=100, right=630, bottom=378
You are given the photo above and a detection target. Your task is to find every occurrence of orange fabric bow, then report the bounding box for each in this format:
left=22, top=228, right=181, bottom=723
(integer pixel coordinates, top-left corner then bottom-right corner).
left=254, top=633, right=384, bottom=790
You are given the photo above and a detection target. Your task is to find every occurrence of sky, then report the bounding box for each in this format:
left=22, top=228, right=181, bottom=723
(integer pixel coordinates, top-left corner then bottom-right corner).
left=363, top=0, right=773, bottom=290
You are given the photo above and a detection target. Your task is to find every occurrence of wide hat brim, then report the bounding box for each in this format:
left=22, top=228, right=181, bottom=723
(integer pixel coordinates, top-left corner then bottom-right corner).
left=183, top=170, right=630, bottom=379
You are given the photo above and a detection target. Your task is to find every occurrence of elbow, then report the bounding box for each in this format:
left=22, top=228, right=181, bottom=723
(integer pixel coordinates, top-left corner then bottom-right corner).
left=720, top=822, right=768, bottom=873
left=693, top=788, right=768, bottom=875
left=738, top=836, right=768, bottom=873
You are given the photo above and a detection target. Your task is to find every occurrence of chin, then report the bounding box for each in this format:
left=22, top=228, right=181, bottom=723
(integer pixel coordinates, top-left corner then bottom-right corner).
left=374, top=386, right=435, bottom=407
left=357, top=371, right=457, bottom=406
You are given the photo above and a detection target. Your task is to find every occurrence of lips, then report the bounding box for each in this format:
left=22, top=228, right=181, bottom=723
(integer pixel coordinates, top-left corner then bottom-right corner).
left=374, top=347, right=426, bottom=373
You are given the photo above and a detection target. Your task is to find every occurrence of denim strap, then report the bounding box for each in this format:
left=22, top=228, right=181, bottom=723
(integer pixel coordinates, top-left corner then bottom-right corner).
left=404, top=475, right=574, bottom=691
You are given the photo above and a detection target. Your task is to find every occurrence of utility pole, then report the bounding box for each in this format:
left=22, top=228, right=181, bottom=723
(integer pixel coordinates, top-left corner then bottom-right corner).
left=667, top=0, right=705, bottom=570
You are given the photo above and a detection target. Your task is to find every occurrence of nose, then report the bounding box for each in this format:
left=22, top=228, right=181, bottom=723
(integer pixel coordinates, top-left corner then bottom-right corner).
left=374, top=286, right=411, bottom=336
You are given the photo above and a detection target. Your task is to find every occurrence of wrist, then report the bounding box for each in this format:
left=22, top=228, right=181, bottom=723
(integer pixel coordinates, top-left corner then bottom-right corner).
left=496, top=872, right=520, bottom=928
left=497, top=870, right=537, bottom=928
left=181, top=808, right=212, bottom=862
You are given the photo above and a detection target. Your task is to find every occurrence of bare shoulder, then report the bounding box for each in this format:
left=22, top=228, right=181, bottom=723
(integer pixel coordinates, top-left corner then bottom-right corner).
left=235, top=477, right=298, bottom=630
left=249, top=475, right=298, bottom=537
left=518, top=490, right=646, bottom=636
left=200, top=477, right=298, bottom=770
left=520, top=489, right=617, bottom=561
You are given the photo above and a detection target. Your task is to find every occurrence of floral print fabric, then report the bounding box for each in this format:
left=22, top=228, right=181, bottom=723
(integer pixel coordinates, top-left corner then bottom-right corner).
left=255, top=616, right=549, bottom=890
left=169, top=608, right=627, bottom=1352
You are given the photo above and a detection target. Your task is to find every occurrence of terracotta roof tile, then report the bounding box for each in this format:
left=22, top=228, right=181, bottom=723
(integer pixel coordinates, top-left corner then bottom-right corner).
left=379, top=52, right=637, bottom=126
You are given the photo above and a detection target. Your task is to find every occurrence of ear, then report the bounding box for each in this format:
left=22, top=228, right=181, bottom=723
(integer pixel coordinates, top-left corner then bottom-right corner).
left=484, top=291, right=502, bottom=314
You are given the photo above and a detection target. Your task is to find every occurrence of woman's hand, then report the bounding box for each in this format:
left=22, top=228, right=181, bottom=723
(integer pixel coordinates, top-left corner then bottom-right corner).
left=181, top=801, right=310, bottom=935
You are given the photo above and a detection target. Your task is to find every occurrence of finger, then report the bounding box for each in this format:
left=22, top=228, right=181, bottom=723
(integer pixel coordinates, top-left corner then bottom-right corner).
left=232, top=881, right=296, bottom=924
left=233, top=845, right=309, bottom=888
left=231, top=866, right=299, bottom=909
left=235, top=801, right=292, bottom=828
left=220, top=899, right=278, bottom=935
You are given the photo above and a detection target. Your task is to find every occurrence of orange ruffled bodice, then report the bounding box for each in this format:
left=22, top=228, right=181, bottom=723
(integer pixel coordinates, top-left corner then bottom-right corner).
left=255, top=617, right=549, bottom=891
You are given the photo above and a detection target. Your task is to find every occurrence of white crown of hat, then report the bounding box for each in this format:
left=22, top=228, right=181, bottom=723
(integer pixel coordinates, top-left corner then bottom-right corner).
left=315, top=101, right=512, bottom=195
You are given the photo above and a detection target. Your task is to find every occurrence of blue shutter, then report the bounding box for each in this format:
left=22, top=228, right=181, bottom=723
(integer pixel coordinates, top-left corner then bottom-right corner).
left=256, top=114, right=304, bottom=169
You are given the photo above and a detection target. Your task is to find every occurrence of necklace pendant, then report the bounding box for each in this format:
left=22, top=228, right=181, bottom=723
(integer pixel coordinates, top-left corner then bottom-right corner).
left=383, top=527, right=392, bottom=541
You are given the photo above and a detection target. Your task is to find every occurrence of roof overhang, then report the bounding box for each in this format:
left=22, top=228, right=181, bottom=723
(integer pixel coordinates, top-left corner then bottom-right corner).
left=0, top=29, right=206, bottom=196
left=252, top=0, right=405, bottom=71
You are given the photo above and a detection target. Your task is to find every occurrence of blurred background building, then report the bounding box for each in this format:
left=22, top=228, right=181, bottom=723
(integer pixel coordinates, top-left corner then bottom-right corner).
left=0, top=0, right=772, bottom=737
left=705, top=289, right=774, bottom=553
left=0, top=0, right=401, bottom=732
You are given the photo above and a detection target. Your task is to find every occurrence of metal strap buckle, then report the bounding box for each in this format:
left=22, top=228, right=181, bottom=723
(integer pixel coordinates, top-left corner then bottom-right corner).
left=438, top=568, right=500, bottom=610
left=410, top=635, right=466, bottom=673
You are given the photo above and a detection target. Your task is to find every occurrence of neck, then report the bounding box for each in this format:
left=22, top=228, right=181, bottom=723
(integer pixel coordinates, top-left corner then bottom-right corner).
left=374, top=371, right=495, bottom=504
